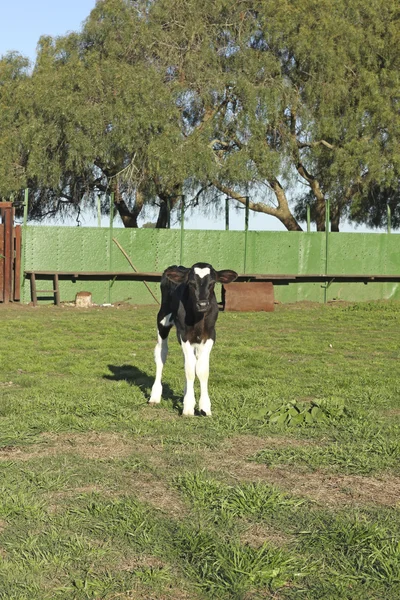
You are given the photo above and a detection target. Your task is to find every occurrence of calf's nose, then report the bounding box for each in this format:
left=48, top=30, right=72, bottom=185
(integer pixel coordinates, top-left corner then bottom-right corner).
left=196, top=300, right=209, bottom=312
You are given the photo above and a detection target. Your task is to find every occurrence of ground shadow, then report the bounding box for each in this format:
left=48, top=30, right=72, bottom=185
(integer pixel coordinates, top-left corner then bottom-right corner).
left=105, top=364, right=183, bottom=412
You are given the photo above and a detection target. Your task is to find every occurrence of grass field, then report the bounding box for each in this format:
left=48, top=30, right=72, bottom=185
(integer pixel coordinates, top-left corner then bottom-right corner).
left=0, top=300, right=399, bottom=599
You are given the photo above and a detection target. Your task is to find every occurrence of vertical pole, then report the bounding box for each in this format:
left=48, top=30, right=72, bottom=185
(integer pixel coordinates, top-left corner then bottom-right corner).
left=324, top=198, right=330, bottom=303
left=109, top=192, right=114, bottom=303
left=97, top=196, right=102, bottom=227
left=307, top=204, right=311, bottom=232
left=244, top=196, right=249, bottom=274
left=167, top=198, right=171, bottom=229
left=180, top=196, right=185, bottom=265
left=23, top=188, right=29, bottom=228
left=21, top=188, right=29, bottom=288
left=225, top=197, right=230, bottom=231
left=387, top=204, right=391, bottom=234
left=3, top=205, right=12, bottom=303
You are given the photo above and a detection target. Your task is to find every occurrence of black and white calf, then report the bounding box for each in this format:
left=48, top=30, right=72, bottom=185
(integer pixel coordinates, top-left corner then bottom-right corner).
left=149, top=262, right=238, bottom=415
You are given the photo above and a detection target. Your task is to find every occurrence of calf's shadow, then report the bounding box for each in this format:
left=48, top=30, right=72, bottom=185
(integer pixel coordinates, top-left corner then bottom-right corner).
left=105, top=364, right=183, bottom=412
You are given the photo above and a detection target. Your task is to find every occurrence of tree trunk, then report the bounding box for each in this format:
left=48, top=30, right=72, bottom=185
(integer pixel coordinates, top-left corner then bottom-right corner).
left=330, top=203, right=341, bottom=232
left=112, top=182, right=144, bottom=228
left=156, top=200, right=169, bottom=228
left=155, top=188, right=182, bottom=228
left=278, top=212, right=303, bottom=231
left=213, top=180, right=303, bottom=231
left=315, top=199, right=327, bottom=232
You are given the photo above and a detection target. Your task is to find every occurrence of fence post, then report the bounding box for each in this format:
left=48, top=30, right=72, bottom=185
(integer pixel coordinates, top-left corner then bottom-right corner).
left=109, top=192, right=114, bottom=303
left=21, top=189, right=29, bottom=289
left=180, top=196, right=185, bottom=265
left=97, top=196, right=102, bottom=227
left=307, top=204, right=311, bottom=232
left=387, top=204, right=391, bottom=234
left=243, top=196, right=249, bottom=274
left=324, top=199, right=330, bottom=303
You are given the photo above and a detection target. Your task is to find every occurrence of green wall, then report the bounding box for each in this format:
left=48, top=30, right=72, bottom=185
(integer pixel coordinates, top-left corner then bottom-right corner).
left=21, top=226, right=400, bottom=305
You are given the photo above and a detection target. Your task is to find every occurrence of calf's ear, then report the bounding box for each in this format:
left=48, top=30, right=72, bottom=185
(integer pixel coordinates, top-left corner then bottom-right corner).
left=216, top=269, right=238, bottom=284
left=164, top=266, right=190, bottom=283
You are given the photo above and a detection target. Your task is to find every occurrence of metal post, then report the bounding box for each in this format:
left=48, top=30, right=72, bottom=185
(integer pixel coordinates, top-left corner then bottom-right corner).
left=307, top=204, right=311, bottom=232
left=180, top=196, right=185, bottom=265
left=23, top=188, right=29, bottom=227
left=97, top=196, right=102, bottom=227
left=324, top=199, right=330, bottom=303
left=225, top=197, right=230, bottom=231
left=21, top=188, right=29, bottom=288
left=244, top=196, right=249, bottom=274
left=109, top=192, right=114, bottom=303
left=387, top=204, right=391, bottom=234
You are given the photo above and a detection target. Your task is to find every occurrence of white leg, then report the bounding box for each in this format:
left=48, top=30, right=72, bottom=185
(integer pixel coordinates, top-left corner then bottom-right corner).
left=181, top=341, right=197, bottom=416
left=149, top=334, right=168, bottom=404
left=196, top=339, right=214, bottom=416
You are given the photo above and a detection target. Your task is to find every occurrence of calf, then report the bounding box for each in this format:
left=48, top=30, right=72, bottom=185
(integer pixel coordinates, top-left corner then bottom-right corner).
left=149, top=262, right=238, bottom=415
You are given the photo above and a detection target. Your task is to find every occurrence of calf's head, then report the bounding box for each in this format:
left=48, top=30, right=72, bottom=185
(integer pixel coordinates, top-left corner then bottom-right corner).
left=165, top=262, right=238, bottom=312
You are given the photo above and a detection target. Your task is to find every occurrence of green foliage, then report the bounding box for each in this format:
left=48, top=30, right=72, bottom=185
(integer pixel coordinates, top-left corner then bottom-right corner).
left=255, top=397, right=348, bottom=427
left=1, top=0, right=399, bottom=229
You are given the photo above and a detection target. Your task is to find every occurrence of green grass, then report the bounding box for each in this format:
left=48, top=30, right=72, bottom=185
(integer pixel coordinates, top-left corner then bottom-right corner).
left=0, top=300, right=399, bottom=598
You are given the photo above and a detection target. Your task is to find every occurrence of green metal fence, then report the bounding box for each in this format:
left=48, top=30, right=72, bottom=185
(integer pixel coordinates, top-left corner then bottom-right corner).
left=20, top=226, right=400, bottom=305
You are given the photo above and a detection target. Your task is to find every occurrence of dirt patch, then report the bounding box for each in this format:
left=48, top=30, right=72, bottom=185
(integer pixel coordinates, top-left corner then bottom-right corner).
left=383, top=408, right=400, bottom=418
left=0, top=381, right=16, bottom=388
left=240, top=522, right=292, bottom=549
left=129, top=473, right=188, bottom=519
left=202, top=435, right=400, bottom=508
left=2, top=432, right=399, bottom=510
left=122, top=584, right=200, bottom=600
left=201, top=434, right=313, bottom=483
left=0, top=432, right=136, bottom=461
left=257, top=468, right=400, bottom=508
left=0, top=432, right=175, bottom=477
left=120, top=553, right=166, bottom=572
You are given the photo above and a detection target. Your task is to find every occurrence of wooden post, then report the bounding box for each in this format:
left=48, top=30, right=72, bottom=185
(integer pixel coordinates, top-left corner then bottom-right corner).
left=2, top=204, right=13, bottom=303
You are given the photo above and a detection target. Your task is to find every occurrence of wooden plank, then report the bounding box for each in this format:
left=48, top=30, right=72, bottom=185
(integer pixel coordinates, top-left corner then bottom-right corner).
left=13, top=225, right=21, bottom=301
left=0, top=221, right=4, bottom=302
left=3, top=207, right=12, bottom=303
left=24, top=271, right=400, bottom=283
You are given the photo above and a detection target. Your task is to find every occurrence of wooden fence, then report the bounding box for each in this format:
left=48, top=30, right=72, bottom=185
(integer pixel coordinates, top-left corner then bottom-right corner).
left=0, top=202, right=21, bottom=303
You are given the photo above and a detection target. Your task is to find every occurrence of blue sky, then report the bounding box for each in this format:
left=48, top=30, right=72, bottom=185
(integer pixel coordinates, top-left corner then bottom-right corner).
left=0, top=2, right=384, bottom=232
left=0, top=1, right=96, bottom=64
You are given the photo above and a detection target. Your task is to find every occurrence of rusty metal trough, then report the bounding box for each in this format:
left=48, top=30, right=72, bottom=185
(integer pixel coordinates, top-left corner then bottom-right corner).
left=223, top=282, right=275, bottom=312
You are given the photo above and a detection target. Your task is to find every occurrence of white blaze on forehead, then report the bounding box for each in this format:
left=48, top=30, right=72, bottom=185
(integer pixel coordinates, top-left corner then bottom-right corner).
left=194, top=267, right=211, bottom=279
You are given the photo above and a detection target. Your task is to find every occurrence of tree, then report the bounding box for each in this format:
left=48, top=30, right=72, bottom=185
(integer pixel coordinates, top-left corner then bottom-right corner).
left=130, top=0, right=400, bottom=230
left=0, top=52, right=31, bottom=198
left=1, top=0, right=399, bottom=231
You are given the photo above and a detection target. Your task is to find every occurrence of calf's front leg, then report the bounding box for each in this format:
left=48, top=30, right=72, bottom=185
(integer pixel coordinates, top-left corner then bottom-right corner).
left=196, top=339, right=214, bottom=416
left=181, top=341, right=197, bottom=416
